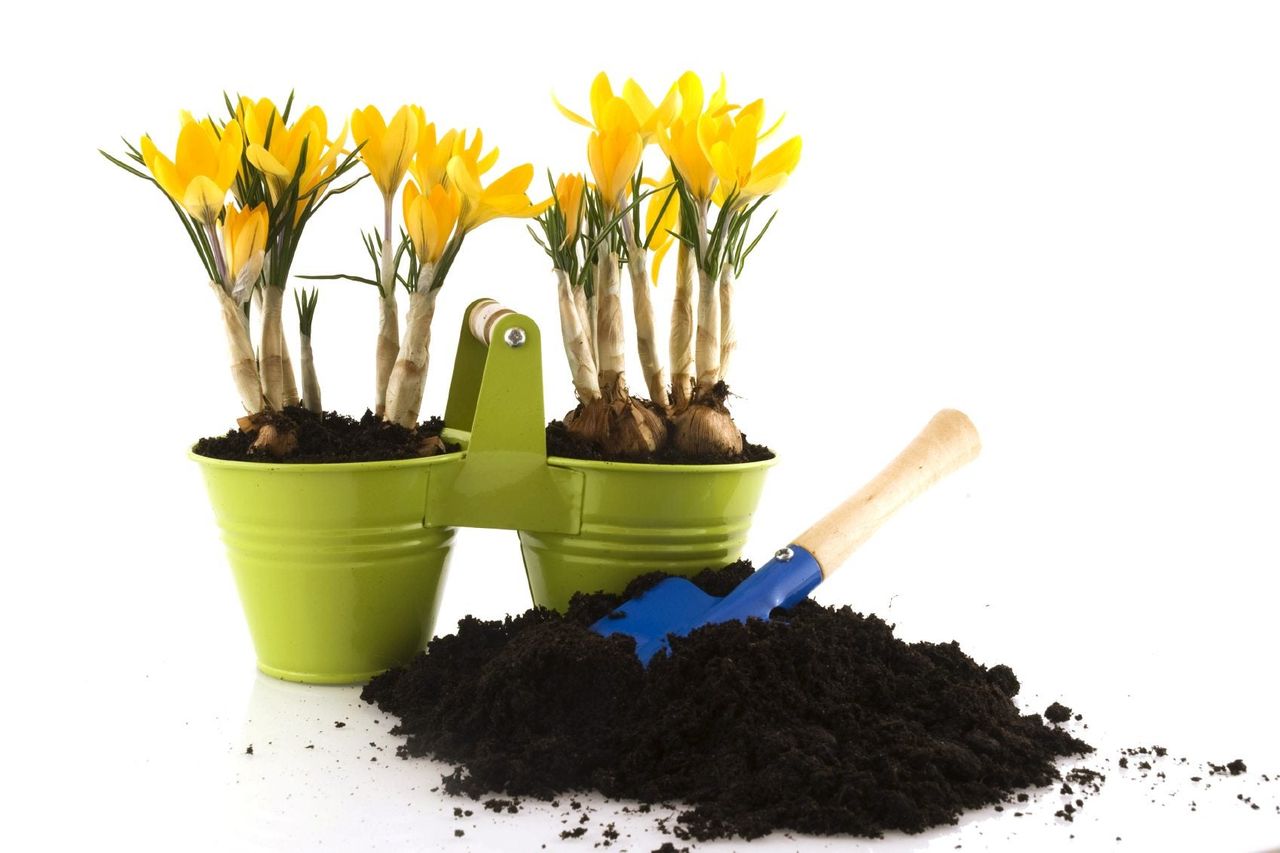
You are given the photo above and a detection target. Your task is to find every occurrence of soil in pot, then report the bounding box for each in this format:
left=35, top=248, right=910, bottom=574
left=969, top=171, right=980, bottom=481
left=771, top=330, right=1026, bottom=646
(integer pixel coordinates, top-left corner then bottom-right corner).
left=363, top=561, right=1091, bottom=841
left=548, top=394, right=773, bottom=466
left=193, top=406, right=457, bottom=464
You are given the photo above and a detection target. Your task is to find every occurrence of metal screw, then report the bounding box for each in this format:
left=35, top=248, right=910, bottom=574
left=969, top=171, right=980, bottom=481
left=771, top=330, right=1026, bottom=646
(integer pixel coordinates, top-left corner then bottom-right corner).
left=503, top=327, right=527, bottom=348
left=774, top=547, right=794, bottom=562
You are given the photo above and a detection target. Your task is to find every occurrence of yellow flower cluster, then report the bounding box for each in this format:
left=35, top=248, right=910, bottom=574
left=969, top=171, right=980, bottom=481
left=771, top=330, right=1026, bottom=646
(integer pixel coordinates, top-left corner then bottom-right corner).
left=556, top=71, right=801, bottom=209
left=350, top=105, right=549, bottom=268
left=138, top=96, right=352, bottom=289
left=554, top=71, right=802, bottom=283
left=136, top=96, right=553, bottom=288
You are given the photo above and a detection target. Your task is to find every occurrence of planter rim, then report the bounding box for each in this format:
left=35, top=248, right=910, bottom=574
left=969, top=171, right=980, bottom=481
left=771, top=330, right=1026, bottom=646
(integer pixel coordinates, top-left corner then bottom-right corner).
left=188, top=447, right=465, bottom=473
left=545, top=451, right=779, bottom=475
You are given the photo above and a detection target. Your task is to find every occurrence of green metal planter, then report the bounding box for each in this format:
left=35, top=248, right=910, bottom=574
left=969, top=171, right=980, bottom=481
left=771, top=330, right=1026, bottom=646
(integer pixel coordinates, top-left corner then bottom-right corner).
left=193, top=451, right=462, bottom=684
left=434, top=300, right=776, bottom=612
left=519, top=456, right=776, bottom=611
left=191, top=298, right=774, bottom=683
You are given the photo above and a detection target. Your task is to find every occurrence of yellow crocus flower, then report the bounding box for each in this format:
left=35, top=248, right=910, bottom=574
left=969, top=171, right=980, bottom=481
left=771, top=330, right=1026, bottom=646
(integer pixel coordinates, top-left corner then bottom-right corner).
left=402, top=180, right=461, bottom=265
left=554, top=72, right=677, bottom=145
left=586, top=98, right=643, bottom=209
left=653, top=72, right=742, bottom=203
left=220, top=203, right=269, bottom=293
left=671, top=71, right=735, bottom=124
left=736, top=98, right=787, bottom=142
left=248, top=106, right=348, bottom=207
left=141, top=118, right=243, bottom=226
left=447, top=151, right=552, bottom=231
left=351, top=105, right=420, bottom=198
left=409, top=120, right=459, bottom=190
left=701, top=107, right=802, bottom=201
left=452, top=128, right=500, bottom=176
left=235, top=96, right=279, bottom=148
left=554, top=173, right=586, bottom=245
left=656, top=114, right=714, bottom=202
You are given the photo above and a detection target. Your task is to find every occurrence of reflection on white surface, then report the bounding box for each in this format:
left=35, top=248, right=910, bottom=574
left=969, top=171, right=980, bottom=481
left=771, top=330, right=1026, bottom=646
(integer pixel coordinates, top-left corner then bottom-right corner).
left=204, top=672, right=1279, bottom=853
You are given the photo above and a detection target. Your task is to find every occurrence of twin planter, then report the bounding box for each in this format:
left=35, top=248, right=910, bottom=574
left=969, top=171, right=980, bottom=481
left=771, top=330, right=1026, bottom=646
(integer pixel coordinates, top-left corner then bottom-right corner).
left=193, top=300, right=775, bottom=683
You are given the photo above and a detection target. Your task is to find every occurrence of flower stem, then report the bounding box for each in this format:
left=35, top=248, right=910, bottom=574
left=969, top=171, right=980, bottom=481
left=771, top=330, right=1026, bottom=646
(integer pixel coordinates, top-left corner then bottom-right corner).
left=620, top=216, right=669, bottom=408
left=375, top=194, right=400, bottom=417
left=205, top=222, right=229, bottom=292
left=692, top=199, right=721, bottom=395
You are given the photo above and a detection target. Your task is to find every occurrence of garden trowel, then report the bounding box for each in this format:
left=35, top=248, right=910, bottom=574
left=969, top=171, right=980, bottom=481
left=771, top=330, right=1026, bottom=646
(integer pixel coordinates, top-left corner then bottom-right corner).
left=592, top=409, right=981, bottom=664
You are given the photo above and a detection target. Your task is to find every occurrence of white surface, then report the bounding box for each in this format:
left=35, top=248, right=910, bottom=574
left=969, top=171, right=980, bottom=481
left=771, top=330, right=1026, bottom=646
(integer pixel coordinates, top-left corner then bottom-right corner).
left=4, top=1, right=1280, bottom=850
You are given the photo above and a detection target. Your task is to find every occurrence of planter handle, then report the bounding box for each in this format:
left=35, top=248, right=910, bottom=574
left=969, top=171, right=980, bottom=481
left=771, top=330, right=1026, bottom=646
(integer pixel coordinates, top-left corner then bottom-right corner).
left=427, top=298, right=584, bottom=533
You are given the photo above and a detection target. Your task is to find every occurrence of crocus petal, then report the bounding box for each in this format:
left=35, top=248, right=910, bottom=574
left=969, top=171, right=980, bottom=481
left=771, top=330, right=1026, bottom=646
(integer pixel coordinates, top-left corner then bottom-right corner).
left=676, top=71, right=703, bottom=123
left=233, top=206, right=267, bottom=274
left=447, top=155, right=483, bottom=201
left=295, top=106, right=328, bottom=144
left=475, top=145, right=500, bottom=175
left=708, top=74, right=732, bottom=115
left=183, top=175, right=225, bottom=223
left=696, top=113, right=727, bottom=166
left=141, top=136, right=183, bottom=203
left=351, top=106, right=386, bottom=145
left=402, top=180, right=421, bottom=231
left=600, top=97, right=640, bottom=135
left=707, top=140, right=739, bottom=193
left=556, top=173, right=585, bottom=244
left=648, top=83, right=681, bottom=135
left=650, top=237, right=672, bottom=285
left=176, top=119, right=219, bottom=187
left=737, top=99, right=765, bottom=127
left=758, top=112, right=786, bottom=140
left=215, top=122, right=243, bottom=191
left=730, top=114, right=759, bottom=184
left=484, top=163, right=534, bottom=197
left=645, top=174, right=678, bottom=252
left=379, top=105, right=419, bottom=196
left=586, top=134, right=608, bottom=201
left=406, top=196, right=428, bottom=263
left=621, top=79, right=655, bottom=122
left=552, top=93, right=595, bottom=129
left=742, top=136, right=802, bottom=196
left=589, top=72, right=614, bottom=126
left=609, top=132, right=642, bottom=205
left=247, top=142, right=289, bottom=178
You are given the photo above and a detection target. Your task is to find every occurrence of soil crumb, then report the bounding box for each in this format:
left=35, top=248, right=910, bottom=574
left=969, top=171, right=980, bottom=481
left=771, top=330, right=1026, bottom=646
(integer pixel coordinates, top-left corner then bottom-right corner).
left=193, top=406, right=455, bottom=464
left=1045, top=702, right=1073, bottom=724
left=363, top=562, right=1090, bottom=841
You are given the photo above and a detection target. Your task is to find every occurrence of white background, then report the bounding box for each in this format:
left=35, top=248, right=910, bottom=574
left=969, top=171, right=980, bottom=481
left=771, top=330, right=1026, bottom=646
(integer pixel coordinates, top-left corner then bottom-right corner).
left=3, top=1, right=1279, bottom=850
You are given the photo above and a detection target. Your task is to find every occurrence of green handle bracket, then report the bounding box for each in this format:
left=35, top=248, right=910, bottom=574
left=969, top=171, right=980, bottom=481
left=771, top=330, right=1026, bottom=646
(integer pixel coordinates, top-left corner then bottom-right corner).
left=426, top=298, right=583, bottom=533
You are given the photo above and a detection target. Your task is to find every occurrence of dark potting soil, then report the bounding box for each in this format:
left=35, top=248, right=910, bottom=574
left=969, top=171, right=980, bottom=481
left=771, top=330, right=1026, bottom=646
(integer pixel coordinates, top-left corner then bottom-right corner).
left=362, top=562, right=1092, bottom=841
left=1045, top=702, right=1074, bottom=724
left=546, top=419, right=774, bottom=466
left=192, top=406, right=455, bottom=464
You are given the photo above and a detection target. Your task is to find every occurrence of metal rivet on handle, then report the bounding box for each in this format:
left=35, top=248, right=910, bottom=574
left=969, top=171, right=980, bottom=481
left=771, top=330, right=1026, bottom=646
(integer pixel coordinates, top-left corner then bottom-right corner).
left=504, top=327, right=527, bottom=348
left=774, top=547, right=794, bottom=562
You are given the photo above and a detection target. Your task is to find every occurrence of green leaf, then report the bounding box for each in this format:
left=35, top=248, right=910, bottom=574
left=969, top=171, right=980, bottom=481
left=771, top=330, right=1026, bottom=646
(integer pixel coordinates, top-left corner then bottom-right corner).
left=294, top=286, right=319, bottom=335
left=298, top=272, right=380, bottom=287
left=737, top=210, right=778, bottom=275
left=642, top=183, right=677, bottom=249
left=99, top=149, right=151, bottom=181
left=584, top=184, right=663, bottom=258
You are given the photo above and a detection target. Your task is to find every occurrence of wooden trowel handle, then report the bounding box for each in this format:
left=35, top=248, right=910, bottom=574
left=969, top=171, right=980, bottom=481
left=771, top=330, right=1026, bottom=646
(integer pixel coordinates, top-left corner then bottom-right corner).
left=793, top=409, right=981, bottom=578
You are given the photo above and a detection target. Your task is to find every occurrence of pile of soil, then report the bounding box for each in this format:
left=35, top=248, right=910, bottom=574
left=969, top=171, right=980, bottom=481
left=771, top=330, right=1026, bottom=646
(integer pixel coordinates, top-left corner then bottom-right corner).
left=192, top=407, right=454, bottom=464
left=363, top=562, right=1091, bottom=841
left=546, top=419, right=774, bottom=466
